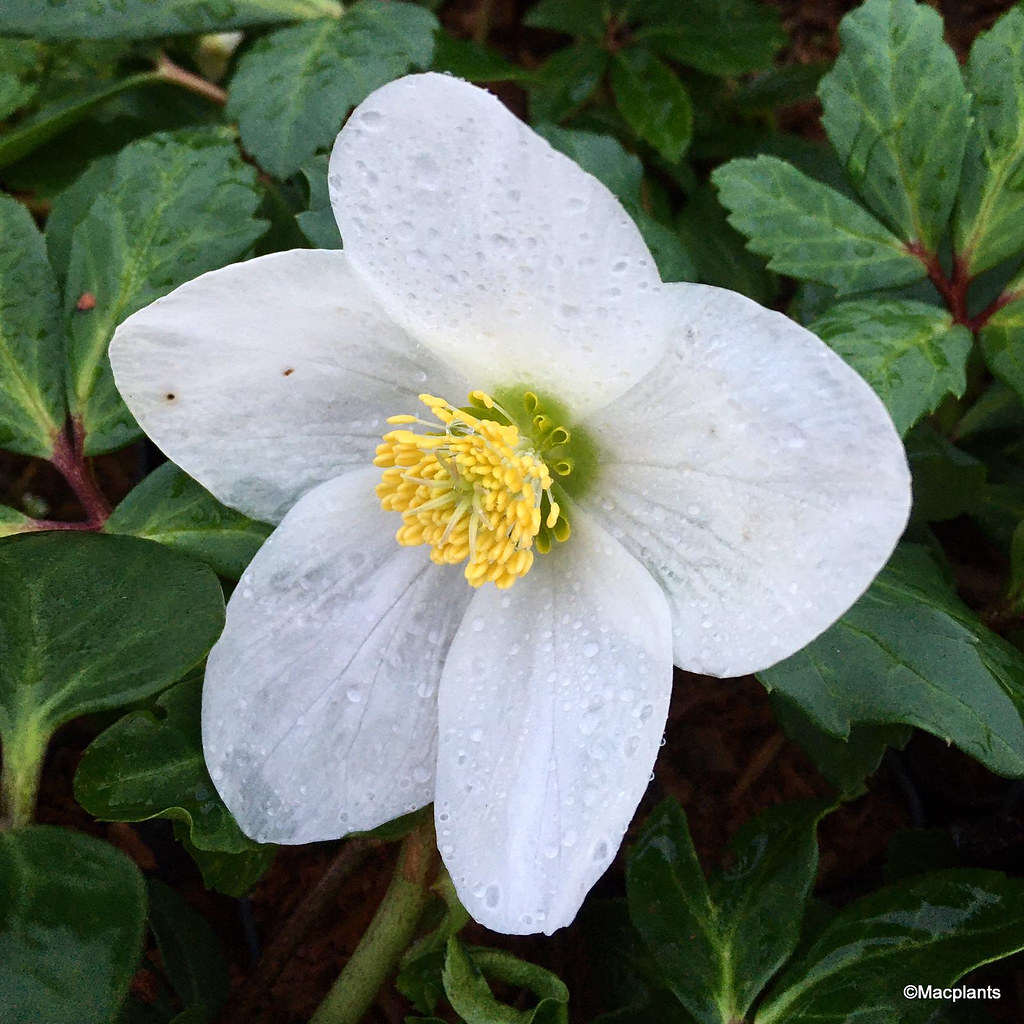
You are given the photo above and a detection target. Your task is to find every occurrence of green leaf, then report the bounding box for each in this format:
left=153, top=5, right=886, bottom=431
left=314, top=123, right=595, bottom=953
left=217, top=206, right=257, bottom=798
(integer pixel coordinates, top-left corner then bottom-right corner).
left=431, top=35, right=536, bottom=83
left=528, top=42, right=609, bottom=125
left=677, top=185, right=776, bottom=305
left=45, top=156, right=117, bottom=285
left=980, top=294, right=1024, bottom=405
left=533, top=124, right=643, bottom=203
left=106, top=463, right=271, bottom=579
left=810, top=299, right=972, bottom=436
left=0, top=0, right=342, bottom=40
left=759, top=544, right=1024, bottom=779
left=633, top=210, right=695, bottom=283
left=0, top=825, right=146, bottom=1024
left=0, top=533, right=224, bottom=827
left=756, top=870, right=1024, bottom=1024
left=636, top=0, right=785, bottom=76
left=818, top=0, right=969, bottom=248
left=147, top=880, right=229, bottom=1023
left=63, top=129, right=264, bottom=454
left=534, top=124, right=695, bottom=281
left=610, top=48, right=691, bottom=163
left=296, top=153, right=341, bottom=249
left=523, top=0, right=612, bottom=38
left=732, top=63, right=828, bottom=112
left=74, top=675, right=265, bottom=860
left=442, top=938, right=569, bottom=1024
left=906, top=423, right=987, bottom=523
left=627, top=799, right=826, bottom=1024
left=174, top=828, right=275, bottom=897
left=228, top=1, right=437, bottom=179
left=626, top=801, right=719, bottom=1024
left=710, top=801, right=828, bottom=1018
left=0, top=194, right=65, bottom=457
left=0, top=37, right=42, bottom=120
left=0, top=506, right=31, bottom=537
left=956, top=8, right=1024, bottom=274
left=398, top=874, right=471, bottom=1014
left=0, top=73, right=162, bottom=169
left=771, top=696, right=911, bottom=798
left=712, top=156, right=926, bottom=295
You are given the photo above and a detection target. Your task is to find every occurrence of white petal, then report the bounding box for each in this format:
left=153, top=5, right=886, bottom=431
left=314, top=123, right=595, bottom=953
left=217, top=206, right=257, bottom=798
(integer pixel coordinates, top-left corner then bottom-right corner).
left=435, top=511, right=673, bottom=935
left=579, top=283, right=911, bottom=677
left=329, top=73, right=669, bottom=416
left=110, top=248, right=465, bottom=523
left=202, top=468, right=472, bottom=844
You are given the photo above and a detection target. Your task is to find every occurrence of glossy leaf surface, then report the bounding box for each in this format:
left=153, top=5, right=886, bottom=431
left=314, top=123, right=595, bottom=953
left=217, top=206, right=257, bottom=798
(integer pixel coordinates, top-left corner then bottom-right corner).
left=760, top=545, right=1024, bottom=779
left=63, top=129, right=264, bottom=454
left=228, top=1, right=437, bottom=178
left=757, top=870, right=1024, bottom=1023
left=956, top=7, right=1024, bottom=273
left=627, top=799, right=825, bottom=1023
left=0, top=195, right=65, bottom=457
left=811, top=299, right=972, bottom=435
left=0, top=825, right=146, bottom=1024
left=819, top=0, right=969, bottom=247
left=106, top=463, right=271, bottom=579
left=713, top=156, right=926, bottom=295
left=0, top=0, right=341, bottom=40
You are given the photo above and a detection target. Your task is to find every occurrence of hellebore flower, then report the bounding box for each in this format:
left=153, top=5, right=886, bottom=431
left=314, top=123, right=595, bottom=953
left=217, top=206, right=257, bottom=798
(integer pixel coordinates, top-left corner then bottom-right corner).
left=109, top=73, right=910, bottom=935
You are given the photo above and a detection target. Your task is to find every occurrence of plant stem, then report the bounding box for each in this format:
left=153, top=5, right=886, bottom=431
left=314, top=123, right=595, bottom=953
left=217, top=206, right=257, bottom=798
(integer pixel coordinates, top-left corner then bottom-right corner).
left=309, top=820, right=437, bottom=1024
left=220, top=839, right=378, bottom=1024
left=966, top=286, right=1023, bottom=332
left=905, top=243, right=1021, bottom=333
left=154, top=53, right=228, bottom=106
left=48, top=422, right=111, bottom=529
left=907, top=243, right=971, bottom=325
left=0, top=721, right=46, bottom=830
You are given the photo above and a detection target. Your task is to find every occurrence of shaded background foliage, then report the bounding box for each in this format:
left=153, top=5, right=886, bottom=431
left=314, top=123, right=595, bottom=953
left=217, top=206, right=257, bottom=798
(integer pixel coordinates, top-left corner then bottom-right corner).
left=0, top=0, right=1023, bottom=1022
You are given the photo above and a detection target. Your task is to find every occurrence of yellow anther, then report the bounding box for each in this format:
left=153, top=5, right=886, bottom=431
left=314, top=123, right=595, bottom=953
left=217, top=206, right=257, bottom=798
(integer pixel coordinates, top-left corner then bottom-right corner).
left=375, top=392, right=561, bottom=589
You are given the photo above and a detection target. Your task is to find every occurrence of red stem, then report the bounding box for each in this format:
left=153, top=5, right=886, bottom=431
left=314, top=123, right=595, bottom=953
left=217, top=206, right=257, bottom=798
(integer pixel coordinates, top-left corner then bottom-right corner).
left=906, top=242, right=1019, bottom=332
left=906, top=243, right=971, bottom=325
left=48, top=420, right=111, bottom=529
left=966, top=288, right=1022, bottom=333
left=26, top=519, right=98, bottom=532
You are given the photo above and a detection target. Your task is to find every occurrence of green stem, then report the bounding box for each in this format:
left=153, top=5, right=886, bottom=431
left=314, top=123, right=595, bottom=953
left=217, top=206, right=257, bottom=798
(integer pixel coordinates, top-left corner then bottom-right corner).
left=310, top=820, right=436, bottom=1024
left=154, top=54, right=228, bottom=106
left=0, top=721, right=47, bottom=830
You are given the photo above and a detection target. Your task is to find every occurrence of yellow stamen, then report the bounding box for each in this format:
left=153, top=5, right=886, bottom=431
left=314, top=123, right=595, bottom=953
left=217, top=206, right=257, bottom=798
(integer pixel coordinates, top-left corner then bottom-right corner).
left=374, top=393, right=559, bottom=588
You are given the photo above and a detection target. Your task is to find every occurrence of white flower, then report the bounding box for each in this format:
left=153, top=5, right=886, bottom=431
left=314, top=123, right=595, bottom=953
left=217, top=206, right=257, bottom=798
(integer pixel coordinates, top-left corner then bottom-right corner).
left=109, top=73, right=910, bottom=935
